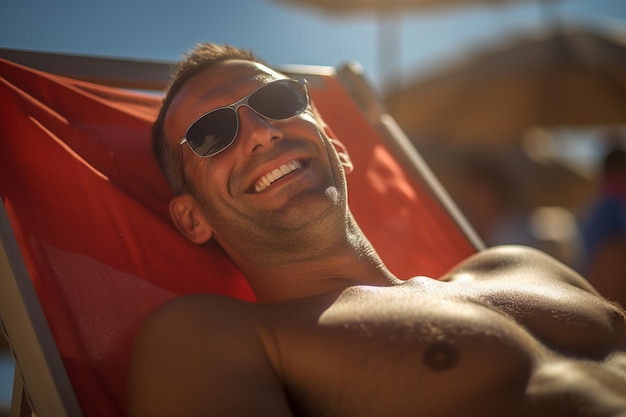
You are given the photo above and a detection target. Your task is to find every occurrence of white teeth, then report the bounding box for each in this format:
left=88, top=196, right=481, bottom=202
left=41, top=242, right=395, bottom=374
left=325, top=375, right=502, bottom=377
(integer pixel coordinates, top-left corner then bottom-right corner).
left=254, top=160, right=302, bottom=192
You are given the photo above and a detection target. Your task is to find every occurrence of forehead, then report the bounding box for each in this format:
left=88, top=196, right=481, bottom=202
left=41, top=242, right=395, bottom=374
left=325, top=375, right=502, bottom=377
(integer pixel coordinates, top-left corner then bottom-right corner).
left=164, top=61, right=286, bottom=143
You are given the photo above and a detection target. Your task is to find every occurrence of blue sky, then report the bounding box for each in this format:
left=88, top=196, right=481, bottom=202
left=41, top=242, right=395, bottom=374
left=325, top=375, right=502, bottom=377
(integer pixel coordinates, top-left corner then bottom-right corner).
left=1, top=0, right=625, bottom=92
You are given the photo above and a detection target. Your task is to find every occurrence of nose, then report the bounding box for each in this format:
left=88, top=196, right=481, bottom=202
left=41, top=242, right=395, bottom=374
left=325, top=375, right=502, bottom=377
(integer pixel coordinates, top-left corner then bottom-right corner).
left=236, top=105, right=283, bottom=155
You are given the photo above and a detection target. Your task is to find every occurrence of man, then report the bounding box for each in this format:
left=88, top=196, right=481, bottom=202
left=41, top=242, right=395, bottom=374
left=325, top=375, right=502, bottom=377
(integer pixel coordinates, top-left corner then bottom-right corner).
left=127, top=43, right=626, bottom=416
left=580, top=146, right=626, bottom=308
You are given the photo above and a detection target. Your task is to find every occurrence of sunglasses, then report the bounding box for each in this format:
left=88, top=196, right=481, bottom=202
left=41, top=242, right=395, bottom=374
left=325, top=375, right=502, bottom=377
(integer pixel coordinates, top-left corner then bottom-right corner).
left=179, top=78, right=309, bottom=158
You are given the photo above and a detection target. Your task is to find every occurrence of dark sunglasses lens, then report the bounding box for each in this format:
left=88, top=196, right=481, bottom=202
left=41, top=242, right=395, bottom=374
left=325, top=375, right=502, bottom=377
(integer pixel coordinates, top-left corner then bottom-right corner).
left=186, top=109, right=238, bottom=156
left=249, top=80, right=307, bottom=120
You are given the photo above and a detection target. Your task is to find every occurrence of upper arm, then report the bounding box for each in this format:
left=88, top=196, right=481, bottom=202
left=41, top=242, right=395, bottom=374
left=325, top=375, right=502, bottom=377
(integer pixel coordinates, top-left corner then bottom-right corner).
left=127, top=295, right=294, bottom=417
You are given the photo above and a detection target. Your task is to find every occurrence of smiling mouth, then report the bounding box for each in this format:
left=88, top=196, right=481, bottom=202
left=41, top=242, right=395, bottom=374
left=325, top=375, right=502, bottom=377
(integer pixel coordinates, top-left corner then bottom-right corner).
left=253, top=160, right=303, bottom=193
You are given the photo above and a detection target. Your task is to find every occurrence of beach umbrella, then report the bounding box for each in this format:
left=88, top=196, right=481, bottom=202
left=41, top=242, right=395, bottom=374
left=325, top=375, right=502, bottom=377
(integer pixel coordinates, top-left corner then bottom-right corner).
left=385, top=25, right=626, bottom=146
left=273, top=0, right=541, bottom=86
left=274, top=0, right=536, bottom=13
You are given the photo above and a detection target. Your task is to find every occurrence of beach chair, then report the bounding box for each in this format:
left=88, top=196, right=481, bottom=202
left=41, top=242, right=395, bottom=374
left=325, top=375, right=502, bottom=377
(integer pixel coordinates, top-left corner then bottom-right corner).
left=0, top=49, right=482, bottom=417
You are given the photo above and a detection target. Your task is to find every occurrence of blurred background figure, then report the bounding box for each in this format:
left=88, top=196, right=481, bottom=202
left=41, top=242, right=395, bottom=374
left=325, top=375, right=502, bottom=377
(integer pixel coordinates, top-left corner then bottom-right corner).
left=423, top=145, right=583, bottom=266
left=0, top=335, right=11, bottom=417
left=578, top=131, right=626, bottom=307
left=440, top=149, right=532, bottom=247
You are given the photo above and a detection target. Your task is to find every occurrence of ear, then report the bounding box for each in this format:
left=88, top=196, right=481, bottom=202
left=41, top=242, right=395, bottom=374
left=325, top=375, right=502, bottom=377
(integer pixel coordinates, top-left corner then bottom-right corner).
left=310, top=103, right=354, bottom=175
left=169, top=194, right=213, bottom=244
left=325, top=125, right=354, bottom=175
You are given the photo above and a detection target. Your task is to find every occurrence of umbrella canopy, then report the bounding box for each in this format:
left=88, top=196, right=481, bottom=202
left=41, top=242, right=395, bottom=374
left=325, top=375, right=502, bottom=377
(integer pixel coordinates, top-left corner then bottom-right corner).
left=385, top=26, right=626, bottom=146
left=274, top=0, right=535, bottom=13
left=273, top=0, right=540, bottom=87
left=421, top=143, right=593, bottom=208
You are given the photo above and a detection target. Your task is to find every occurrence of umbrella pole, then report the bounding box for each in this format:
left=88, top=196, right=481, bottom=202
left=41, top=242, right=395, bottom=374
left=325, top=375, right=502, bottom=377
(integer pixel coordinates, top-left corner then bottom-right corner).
left=539, top=0, right=563, bottom=30
left=378, top=11, right=401, bottom=92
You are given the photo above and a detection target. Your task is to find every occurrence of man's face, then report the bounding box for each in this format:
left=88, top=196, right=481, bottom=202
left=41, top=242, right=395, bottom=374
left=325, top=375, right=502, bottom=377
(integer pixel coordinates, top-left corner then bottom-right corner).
left=163, top=60, right=349, bottom=254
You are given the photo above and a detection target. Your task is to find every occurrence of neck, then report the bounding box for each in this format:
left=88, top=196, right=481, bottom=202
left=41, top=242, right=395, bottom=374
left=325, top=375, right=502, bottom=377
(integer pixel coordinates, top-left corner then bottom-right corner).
left=226, top=213, right=400, bottom=303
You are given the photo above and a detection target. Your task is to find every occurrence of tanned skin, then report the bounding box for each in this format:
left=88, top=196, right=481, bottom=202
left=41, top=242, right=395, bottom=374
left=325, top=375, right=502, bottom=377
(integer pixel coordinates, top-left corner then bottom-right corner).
left=127, top=59, right=626, bottom=417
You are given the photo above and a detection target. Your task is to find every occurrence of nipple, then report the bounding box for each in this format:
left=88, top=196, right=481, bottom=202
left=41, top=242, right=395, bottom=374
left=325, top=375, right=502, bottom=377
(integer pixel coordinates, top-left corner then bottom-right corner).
left=423, top=342, right=459, bottom=372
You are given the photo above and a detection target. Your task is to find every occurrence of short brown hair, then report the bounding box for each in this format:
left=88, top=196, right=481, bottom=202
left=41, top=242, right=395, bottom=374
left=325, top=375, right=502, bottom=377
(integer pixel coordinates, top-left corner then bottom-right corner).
left=153, top=43, right=265, bottom=194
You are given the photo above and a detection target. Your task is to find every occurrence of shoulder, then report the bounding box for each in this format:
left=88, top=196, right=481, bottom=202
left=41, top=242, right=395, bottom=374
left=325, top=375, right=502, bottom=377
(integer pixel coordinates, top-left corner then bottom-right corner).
left=445, top=245, right=599, bottom=295
left=127, top=294, right=282, bottom=416
left=141, top=293, right=256, bottom=330
left=131, top=293, right=257, bottom=351
left=130, top=293, right=262, bottom=366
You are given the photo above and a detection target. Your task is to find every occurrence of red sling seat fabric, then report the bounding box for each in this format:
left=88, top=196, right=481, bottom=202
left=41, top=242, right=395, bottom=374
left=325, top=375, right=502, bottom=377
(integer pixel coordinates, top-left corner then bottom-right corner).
left=0, top=58, right=476, bottom=417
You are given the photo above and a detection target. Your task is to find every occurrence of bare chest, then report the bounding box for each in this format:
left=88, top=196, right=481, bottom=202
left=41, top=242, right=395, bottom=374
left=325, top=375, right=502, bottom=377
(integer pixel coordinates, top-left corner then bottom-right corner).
left=262, top=285, right=534, bottom=416
left=261, top=280, right=626, bottom=416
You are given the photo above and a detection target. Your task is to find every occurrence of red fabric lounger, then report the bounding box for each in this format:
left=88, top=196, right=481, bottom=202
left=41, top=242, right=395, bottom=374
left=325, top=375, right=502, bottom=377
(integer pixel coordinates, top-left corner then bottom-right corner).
left=0, top=57, right=478, bottom=417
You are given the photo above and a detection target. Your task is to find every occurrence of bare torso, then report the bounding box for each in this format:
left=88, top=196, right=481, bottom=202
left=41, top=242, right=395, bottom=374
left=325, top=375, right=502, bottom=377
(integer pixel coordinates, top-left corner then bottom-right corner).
left=128, top=246, right=626, bottom=417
